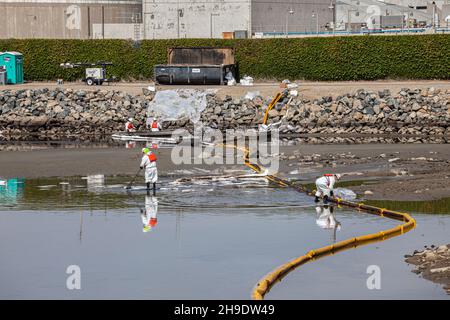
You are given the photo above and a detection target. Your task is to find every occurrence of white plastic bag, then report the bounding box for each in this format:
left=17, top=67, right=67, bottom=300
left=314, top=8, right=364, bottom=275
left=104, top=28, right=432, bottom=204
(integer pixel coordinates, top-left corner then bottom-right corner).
left=244, top=91, right=260, bottom=100
left=333, top=188, right=357, bottom=200
left=240, top=76, right=254, bottom=86
left=147, top=89, right=216, bottom=124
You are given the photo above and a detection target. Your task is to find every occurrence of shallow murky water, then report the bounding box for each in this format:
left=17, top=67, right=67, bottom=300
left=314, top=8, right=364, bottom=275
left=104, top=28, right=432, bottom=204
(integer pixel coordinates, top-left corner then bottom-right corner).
left=0, top=175, right=449, bottom=299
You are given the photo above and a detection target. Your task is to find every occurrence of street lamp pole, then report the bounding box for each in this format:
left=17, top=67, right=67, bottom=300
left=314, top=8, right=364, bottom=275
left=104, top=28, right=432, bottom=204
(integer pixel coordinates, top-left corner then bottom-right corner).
left=312, top=13, right=319, bottom=34
left=407, top=12, right=411, bottom=33
left=347, top=8, right=357, bottom=33
left=329, top=1, right=335, bottom=36
left=210, top=13, right=219, bottom=38
left=285, top=8, right=294, bottom=38
left=318, top=13, right=319, bottom=34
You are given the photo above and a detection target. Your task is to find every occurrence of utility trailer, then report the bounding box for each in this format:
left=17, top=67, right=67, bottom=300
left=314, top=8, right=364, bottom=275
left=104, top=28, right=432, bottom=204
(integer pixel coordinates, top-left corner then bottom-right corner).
left=60, top=61, right=117, bottom=86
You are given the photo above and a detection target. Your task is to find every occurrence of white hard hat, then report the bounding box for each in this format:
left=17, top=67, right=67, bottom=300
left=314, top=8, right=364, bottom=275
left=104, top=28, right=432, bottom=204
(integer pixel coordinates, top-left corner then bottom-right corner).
left=128, top=118, right=133, bottom=121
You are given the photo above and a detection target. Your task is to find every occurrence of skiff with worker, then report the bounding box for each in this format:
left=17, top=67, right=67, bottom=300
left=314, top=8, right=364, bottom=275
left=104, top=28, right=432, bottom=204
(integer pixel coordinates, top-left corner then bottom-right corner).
left=125, top=118, right=136, bottom=133
left=150, top=117, right=162, bottom=132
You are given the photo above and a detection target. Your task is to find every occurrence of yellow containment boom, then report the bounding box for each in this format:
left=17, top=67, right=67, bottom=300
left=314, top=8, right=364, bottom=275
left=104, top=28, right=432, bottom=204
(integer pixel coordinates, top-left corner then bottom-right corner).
left=220, top=143, right=416, bottom=300
left=262, top=91, right=287, bottom=125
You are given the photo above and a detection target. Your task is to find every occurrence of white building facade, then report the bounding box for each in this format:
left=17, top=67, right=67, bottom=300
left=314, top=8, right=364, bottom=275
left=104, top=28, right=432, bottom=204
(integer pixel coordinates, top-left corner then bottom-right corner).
left=142, top=0, right=251, bottom=39
left=0, top=0, right=448, bottom=39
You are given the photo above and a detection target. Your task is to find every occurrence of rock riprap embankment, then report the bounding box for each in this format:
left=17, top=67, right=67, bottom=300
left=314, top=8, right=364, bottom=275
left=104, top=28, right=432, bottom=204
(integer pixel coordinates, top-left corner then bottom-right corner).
left=0, top=88, right=154, bottom=139
left=0, top=87, right=449, bottom=140
left=199, top=87, right=449, bottom=135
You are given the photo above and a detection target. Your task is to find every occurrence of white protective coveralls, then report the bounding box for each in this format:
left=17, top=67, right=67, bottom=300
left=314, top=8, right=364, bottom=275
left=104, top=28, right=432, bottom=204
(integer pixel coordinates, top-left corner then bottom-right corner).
left=150, top=120, right=162, bottom=132
left=315, top=206, right=341, bottom=230
left=141, top=195, right=158, bottom=232
left=315, top=174, right=339, bottom=198
left=140, top=151, right=158, bottom=184
left=125, top=120, right=135, bottom=133
left=146, top=116, right=153, bottom=130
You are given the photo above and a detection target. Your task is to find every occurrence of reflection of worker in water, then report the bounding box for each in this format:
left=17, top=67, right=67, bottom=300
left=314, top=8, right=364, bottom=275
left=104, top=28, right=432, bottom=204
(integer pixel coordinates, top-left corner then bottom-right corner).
left=314, top=173, right=341, bottom=204
left=140, top=147, right=158, bottom=195
left=141, top=195, right=158, bottom=233
left=315, top=205, right=341, bottom=242
left=125, top=141, right=136, bottom=149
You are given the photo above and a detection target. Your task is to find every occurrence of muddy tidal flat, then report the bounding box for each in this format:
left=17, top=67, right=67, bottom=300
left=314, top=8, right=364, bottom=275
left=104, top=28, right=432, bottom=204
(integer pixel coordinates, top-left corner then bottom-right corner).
left=1, top=141, right=450, bottom=298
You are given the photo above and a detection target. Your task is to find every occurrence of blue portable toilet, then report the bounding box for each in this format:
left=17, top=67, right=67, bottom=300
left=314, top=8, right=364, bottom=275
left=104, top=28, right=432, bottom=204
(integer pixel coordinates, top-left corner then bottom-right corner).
left=0, top=52, right=24, bottom=84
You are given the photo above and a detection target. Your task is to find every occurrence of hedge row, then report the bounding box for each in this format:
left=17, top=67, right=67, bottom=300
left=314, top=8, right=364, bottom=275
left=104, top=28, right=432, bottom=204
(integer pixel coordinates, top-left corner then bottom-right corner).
left=0, top=35, right=449, bottom=81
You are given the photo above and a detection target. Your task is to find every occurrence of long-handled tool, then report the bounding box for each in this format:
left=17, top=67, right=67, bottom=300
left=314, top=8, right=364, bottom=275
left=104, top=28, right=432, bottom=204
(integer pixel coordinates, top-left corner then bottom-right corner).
left=125, top=168, right=141, bottom=190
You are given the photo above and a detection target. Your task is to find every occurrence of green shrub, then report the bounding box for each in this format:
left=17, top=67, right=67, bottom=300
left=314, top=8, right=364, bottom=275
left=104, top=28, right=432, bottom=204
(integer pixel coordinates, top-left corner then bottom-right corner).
left=0, top=35, right=448, bottom=81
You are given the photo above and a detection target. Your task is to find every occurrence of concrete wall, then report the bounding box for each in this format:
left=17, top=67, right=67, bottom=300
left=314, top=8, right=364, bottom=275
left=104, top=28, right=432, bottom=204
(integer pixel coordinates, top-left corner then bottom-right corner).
left=92, top=23, right=143, bottom=39
left=142, top=0, right=251, bottom=39
left=0, top=1, right=142, bottom=39
left=1, top=0, right=447, bottom=40
left=251, top=0, right=335, bottom=34
left=443, top=4, right=450, bottom=25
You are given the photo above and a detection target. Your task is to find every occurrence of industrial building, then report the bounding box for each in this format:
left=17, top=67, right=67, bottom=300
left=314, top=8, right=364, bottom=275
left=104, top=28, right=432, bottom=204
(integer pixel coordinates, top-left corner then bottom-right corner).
left=0, top=0, right=449, bottom=39
left=251, top=0, right=335, bottom=34
left=335, top=0, right=450, bottom=31
left=142, top=0, right=251, bottom=39
left=0, top=0, right=142, bottom=39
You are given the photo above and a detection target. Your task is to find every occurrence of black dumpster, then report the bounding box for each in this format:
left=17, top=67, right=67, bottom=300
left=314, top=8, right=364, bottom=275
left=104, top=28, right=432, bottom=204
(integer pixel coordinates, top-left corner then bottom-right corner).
left=154, top=47, right=239, bottom=85
left=155, top=64, right=236, bottom=85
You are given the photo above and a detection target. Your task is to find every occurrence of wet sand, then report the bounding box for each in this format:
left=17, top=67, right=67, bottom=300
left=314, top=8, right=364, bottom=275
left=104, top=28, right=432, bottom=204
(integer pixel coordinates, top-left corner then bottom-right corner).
left=405, top=244, right=450, bottom=295
left=1, top=143, right=449, bottom=201
left=279, top=143, right=450, bottom=201
left=0, top=146, right=228, bottom=179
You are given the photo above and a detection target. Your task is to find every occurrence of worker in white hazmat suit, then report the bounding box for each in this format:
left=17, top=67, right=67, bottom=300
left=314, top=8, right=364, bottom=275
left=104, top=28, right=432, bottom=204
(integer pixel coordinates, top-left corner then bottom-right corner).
left=146, top=111, right=155, bottom=130
left=141, top=195, right=158, bottom=233
left=150, top=117, right=162, bottom=132
left=125, top=118, right=136, bottom=133
left=314, top=173, right=341, bottom=204
left=140, top=147, right=158, bottom=195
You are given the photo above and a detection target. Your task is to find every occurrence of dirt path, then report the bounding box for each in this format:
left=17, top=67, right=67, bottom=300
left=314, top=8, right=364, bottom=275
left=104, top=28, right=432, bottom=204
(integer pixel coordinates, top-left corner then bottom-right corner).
left=5, top=80, right=450, bottom=100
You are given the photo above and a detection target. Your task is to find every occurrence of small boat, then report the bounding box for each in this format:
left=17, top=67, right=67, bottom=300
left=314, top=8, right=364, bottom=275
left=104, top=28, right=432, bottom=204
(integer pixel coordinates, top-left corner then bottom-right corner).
left=111, top=130, right=183, bottom=144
